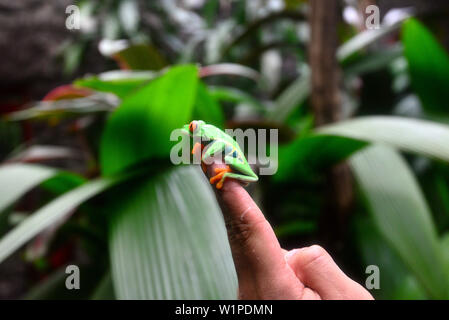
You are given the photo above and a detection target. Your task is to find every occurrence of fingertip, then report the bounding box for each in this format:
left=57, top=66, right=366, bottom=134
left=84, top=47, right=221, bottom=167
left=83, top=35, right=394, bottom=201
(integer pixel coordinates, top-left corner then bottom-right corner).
left=300, top=245, right=328, bottom=264
left=286, top=245, right=330, bottom=278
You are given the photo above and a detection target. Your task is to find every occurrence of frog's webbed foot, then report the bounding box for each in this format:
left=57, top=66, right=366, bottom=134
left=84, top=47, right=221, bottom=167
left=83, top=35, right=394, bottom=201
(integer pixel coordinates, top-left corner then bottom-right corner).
left=209, top=166, right=232, bottom=189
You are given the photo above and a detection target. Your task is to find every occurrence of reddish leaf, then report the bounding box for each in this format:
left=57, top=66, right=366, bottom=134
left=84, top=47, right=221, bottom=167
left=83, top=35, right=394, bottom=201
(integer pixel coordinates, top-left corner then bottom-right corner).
left=42, top=85, right=93, bottom=102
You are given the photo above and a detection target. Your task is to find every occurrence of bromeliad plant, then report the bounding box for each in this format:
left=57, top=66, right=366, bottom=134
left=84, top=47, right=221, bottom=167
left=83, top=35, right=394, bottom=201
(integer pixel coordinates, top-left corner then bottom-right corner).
left=1, top=9, right=449, bottom=300
left=0, top=65, right=237, bottom=299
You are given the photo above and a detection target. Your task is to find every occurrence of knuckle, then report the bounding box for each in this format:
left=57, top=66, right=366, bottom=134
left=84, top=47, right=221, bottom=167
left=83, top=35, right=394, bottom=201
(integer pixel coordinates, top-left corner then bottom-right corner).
left=224, top=216, right=266, bottom=248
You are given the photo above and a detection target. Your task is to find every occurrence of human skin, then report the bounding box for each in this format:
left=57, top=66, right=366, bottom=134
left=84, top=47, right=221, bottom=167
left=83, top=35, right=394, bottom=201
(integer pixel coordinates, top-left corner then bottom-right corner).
left=206, top=164, right=374, bottom=300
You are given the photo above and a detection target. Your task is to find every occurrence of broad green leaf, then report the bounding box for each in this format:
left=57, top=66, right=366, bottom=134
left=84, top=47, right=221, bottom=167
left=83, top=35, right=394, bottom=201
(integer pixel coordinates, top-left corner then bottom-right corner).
left=344, top=45, right=403, bottom=77
left=402, top=18, right=449, bottom=113
left=351, top=145, right=447, bottom=299
left=109, top=166, right=237, bottom=299
left=353, top=213, right=427, bottom=300
left=0, top=169, right=85, bottom=236
left=100, top=65, right=199, bottom=175
left=208, top=86, right=266, bottom=112
left=75, top=71, right=157, bottom=99
left=276, top=116, right=449, bottom=182
left=319, top=116, right=449, bottom=163
left=0, top=164, right=58, bottom=213
left=6, top=145, right=76, bottom=163
left=338, top=20, right=403, bottom=62
left=76, top=71, right=222, bottom=128
left=392, top=274, right=431, bottom=300
left=199, top=63, right=260, bottom=82
left=41, top=85, right=92, bottom=101
left=41, top=172, right=86, bottom=195
left=6, top=94, right=118, bottom=121
left=0, top=174, right=126, bottom=264
left=274, top=135, right=367, bottom=181
left=192, top=82, right=224, bottom=128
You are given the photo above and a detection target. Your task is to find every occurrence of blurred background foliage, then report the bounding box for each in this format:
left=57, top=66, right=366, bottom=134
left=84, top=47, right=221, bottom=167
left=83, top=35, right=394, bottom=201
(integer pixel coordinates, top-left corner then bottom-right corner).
left=1, top=0, right=449, bottom=300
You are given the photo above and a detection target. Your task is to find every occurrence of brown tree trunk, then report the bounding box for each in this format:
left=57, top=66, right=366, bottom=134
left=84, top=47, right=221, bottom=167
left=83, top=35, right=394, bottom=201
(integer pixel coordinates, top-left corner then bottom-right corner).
left=309, top=0, right=354, bottom=254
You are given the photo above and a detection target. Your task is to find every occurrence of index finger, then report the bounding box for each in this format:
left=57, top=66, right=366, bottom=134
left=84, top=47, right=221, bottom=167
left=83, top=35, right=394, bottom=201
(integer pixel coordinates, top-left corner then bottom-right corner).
left=206, top=164, right=289, bottom=289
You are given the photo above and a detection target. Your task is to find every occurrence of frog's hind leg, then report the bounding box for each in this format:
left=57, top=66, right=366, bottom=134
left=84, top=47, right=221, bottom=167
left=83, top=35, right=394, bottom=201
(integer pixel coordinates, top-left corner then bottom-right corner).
left=209, top=165, right=231, bottom=185
left=200, top=140, right=226, bottom=179
left=213, top=156, right=258, bottom=189
left=215, top=172, right=258, bottom=189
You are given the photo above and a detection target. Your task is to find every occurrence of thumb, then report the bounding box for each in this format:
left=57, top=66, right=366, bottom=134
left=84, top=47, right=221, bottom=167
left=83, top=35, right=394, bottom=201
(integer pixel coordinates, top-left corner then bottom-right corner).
left=286, top=245, right=374, bottom=300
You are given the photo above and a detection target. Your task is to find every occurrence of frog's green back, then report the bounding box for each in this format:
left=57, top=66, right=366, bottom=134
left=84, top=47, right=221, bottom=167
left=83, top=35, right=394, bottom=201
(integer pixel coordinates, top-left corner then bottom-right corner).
left=198, top=122, right=258, bottom=180
left=203, top=124, right=244, bottom=153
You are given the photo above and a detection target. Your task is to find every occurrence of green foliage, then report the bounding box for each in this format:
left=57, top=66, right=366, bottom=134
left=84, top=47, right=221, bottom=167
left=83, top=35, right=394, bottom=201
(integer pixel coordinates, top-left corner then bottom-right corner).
left=100, top=65, right=199, bottom=175
left=74, top=71, right=156, bottom=99
left=1, top=2, right=449, bottom=301
left=192, top=82, right=225, bottom=128
left=353, top=214, right=427, bottom=300
left=402, top=18, right=449, bottom=114
left=268, top=66, right=310, bottom=123
left=275, top=135, right=367, bottom=181
left=337, top=21, right=403, bottom=63
left=351, top=145, right=447, bottom=299
left=109, top=166, right=237, bottom=299
left=0, top=174, right=123, bottom=264
left=113, top=44, right=167, bottom=70
left=318, top=116, right=449, bottom=163
left=0, top=164, right=59, bottom=214
left=41, top=173, right=87, bottom=196
left=208, top=86, right=266, bottom=112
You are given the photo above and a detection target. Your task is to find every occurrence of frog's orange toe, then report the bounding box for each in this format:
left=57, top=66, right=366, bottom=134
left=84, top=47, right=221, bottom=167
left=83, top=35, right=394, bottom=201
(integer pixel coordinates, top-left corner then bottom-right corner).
left=210, top=172, right=225, bottom=184
left=214, top=165, right=231, bottom=174
left=216, top=179, right=225, bottom=189
left=210, top=166, right=231, bottom=188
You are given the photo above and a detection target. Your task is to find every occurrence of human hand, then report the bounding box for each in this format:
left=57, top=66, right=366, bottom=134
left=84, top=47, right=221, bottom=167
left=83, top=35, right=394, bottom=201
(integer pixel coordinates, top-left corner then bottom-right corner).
left=207, top=164, right=374, bottom=300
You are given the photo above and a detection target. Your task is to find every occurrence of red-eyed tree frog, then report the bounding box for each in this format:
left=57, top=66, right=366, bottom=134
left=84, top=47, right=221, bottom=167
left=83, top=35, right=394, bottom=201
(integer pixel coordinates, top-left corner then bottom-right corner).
left=182, top=120, right=258, bottom=189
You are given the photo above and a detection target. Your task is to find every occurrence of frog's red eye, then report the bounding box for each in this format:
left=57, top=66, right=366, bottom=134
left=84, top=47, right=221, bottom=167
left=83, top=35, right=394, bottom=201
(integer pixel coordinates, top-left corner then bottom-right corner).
left=189, top=121, right=197, bottom=133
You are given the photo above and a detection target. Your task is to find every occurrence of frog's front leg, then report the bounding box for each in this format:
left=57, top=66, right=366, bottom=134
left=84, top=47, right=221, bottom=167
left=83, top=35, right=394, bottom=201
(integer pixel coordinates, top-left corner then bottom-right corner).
left=191, top=142, right=207, bottom=172
left=200, top=140, right=226, bottom=174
